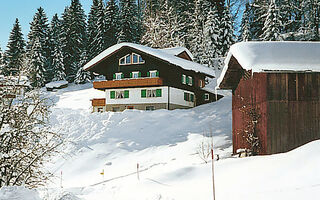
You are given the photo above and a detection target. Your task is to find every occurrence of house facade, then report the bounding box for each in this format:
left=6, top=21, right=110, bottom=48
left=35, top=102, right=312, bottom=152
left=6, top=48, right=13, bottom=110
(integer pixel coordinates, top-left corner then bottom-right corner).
left=84, top=43, right=219, bottom=112
left=217, top=41, right=320, bottom=155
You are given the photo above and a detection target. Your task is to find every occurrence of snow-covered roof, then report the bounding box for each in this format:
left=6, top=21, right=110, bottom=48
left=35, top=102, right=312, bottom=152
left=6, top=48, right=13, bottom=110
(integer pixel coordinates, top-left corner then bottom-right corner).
left=160, top=47, right=194, bottom=60
left=217, top=41, right=320, bottom=88
left=83, top=43, right=214, bottom=77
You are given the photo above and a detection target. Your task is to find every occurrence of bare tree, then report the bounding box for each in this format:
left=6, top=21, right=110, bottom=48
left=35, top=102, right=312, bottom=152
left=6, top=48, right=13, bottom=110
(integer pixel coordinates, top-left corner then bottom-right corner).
left=197, top=129, right=214, bottom=163
left=0, top=76, right=62, bottom=188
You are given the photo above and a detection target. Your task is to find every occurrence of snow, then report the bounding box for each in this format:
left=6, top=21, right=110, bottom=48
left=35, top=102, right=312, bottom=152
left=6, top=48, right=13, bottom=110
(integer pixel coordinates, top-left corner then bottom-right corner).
left=0, top=186, right=41, bottom=200
left=83, top=42, right=215, bottom=77
left=45, top=80, right=68, bottom=89
left=160, top=46, right=194, bottom=60
left=34, top=83, right=320, bottom=200
left=217, top=41, right=320, bottom=88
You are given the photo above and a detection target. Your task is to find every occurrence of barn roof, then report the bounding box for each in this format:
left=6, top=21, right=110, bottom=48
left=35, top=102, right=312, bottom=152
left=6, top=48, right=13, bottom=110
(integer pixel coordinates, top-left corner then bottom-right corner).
left=217, top=41, right=320, bottom=89
left=83, top=43, right=215, bottom=77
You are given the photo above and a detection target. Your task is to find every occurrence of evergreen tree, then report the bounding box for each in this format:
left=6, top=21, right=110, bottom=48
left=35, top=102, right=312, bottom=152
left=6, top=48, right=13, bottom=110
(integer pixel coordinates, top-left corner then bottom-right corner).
left=105, top=0, right=120, bottom=48
left=261, top=1, right=282, bottom=41
left=74, top=51, right=91, bottom=84
left=203, top=7, right=221, bottom=68
left=250, top=0, right=267, bottom=40
left=61, top=0, right=87, bottom=82
left=118, top=0, right=139, bottom=43
left=27, top=7, right=51, bottom=83
left=50, top=14, right=66, bottom=81
left=302, top=0, right=320, bottom=40
left=3, top=19, right=26, bottom=76
left=239, top=2, right=252, bottom=42
left=219, top=5, right=235, bottom=56
left=189, top=0, right=206, bottom=63
left=87, top=0, right=108, bottom=60
left=0, top=47, right=4, bottom=74
left=29, top=38, right=47, bottom=88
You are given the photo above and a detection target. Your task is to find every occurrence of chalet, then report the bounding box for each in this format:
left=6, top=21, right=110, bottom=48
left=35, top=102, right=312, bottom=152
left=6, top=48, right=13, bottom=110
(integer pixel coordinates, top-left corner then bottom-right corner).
left=84, top=43, right=220, bottom=112
left=217, top=41, right=320, bottom=155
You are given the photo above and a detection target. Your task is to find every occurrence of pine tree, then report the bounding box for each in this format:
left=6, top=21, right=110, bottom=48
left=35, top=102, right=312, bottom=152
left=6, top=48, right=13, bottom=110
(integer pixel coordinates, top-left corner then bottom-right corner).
left=189, top=0, right=206, bottom=63
left=203, top=7, right=221, bottom=68
left=50, top=14, right=66, bottom=81
left=239, top=2, right=252, bottom=42
left=0, top=47, right=4, bottom=74
left=27, top=7, right=51, bottom=84
left=302, top=0, right=320, bottom=41
left=74, top=51, right=91, bottom=84
left=105, top=0, right=120, bottom=48
left=61, top=0, right=87, bottom=83
left=3, top=19, right=26, bottom=76
left=250, top=0, right=268, bottom=40
left=260, top=1, right=282, bottom=41
left=118, top=0, right=139, bottom=43
left=219, top=5, right=235, bottom=56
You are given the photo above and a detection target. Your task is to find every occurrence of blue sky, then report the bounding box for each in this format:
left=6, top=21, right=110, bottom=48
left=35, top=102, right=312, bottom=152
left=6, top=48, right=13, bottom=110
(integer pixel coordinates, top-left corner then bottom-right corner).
left=0, top=0, right=92, bottom=50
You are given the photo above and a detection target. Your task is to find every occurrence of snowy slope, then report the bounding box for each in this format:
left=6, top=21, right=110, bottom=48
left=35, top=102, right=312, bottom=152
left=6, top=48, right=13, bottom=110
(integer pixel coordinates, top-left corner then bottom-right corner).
left=41, top=83, right=320, bottom=200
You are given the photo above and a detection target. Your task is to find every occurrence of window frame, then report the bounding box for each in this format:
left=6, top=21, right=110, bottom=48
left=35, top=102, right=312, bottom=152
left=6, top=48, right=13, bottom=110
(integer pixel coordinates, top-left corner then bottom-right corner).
left=205, top=93, right=210, bottom=101
left=119, top=53, right=145, bottom=66
left=188, top=76, right=193, bottom=86
left=182, top=74, right=186, bottom=84
left=132, top=71, right=140, bottom=79
left=146, top=106, right=155, bottom=111
left=115, top=72, right=123, bottom=80
left=149, top=70, right=158, bottom=78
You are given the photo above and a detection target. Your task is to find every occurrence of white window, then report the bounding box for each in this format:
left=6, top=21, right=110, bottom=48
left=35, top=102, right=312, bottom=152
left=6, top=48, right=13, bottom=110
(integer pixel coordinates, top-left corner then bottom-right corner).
left=132, top=71, right=139, bottom=78
left=147, top=89, right=157, bottom=98
left=116, top=91, right=124, bottom=99
left=149, top=70, right=158, bottom=78
left=205, top=93, right=210, bottom=101
left=119, top=53, right=145, bottom=65
left=188, top=76, right=193, bottom=86
left=199, top=80, right=203, bottom=88
left=182, top=74, right=186, bottom=84
left=116, top=73, right=123, bottom=80
left=146, top=106, right=155, bottom=111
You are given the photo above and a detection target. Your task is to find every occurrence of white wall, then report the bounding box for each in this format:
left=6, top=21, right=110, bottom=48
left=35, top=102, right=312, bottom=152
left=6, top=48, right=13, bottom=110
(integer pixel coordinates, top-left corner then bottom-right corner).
left=169, top=87, right=194, bottom=107
left=105, top=86, right=168, bottom=105
left=105, top=86, right=194, bottom=108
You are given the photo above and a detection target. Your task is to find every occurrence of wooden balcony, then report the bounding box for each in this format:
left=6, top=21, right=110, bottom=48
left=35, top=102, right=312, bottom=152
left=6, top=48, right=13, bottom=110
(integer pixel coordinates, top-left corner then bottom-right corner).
left=91, top=98, right=106, bottom=106
left=93, top=77, right=164, bottom=89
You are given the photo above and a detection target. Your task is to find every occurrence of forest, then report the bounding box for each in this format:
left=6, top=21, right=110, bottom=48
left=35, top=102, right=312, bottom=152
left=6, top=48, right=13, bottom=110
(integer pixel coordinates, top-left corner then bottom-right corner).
left=0, top=0, right=319, bottom=87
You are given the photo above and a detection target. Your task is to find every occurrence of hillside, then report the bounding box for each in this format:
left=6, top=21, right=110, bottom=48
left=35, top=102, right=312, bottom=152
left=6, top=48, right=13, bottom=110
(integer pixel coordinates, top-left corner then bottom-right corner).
left=39, top=83, right=320, bottom=200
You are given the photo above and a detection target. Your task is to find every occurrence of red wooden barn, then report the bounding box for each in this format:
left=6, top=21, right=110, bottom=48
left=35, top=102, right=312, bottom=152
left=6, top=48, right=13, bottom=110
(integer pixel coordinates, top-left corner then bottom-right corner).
left=217, top=41, right=320, bottom=155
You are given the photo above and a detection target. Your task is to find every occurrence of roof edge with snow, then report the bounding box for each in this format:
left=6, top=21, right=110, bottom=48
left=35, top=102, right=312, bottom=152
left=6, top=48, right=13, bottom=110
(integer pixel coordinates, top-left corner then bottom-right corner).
left=84, top=43, right=215, bottom=77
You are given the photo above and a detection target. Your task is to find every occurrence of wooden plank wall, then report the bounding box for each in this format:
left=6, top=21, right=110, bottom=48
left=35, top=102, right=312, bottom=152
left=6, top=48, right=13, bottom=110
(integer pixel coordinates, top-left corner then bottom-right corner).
left=267, top=73, right=320, bottom=154
left=232, top=73, right=269, bottom=155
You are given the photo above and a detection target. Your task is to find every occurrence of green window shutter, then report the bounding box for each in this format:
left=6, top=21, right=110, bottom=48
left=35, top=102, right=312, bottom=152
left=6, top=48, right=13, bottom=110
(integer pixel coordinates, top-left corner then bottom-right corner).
left=192, top=78, right=194, bottom=86
left=121, top=73, right=124, bottom=79
left=156, top=89, right=162, bottom=97
left=156, top=71, right=159, bottom=77
left=181, top=75, right=184, bottom=83
left=139, top=71, right=141, bottom=77
left=147, top=72, right=150, bottom=77
left=110, top=91, right=115, bottom=99
left=130, top=72, right=132, bottom=78
left=191, top=94, right=194, bottom=102
left=124, top=90, right=129, bottom=98
left=113, top=74, right=116, bottom=79
left=186, top=77, right=189, bottom=84
left=141, top=89, right=146, bottom=98
left=184, top=92, right=187, bottom=101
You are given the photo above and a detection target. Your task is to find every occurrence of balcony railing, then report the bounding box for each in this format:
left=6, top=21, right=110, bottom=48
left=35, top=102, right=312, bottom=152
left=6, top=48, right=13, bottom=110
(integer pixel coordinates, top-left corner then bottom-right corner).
left=91, top=98, right=106, bottom=106
left=93, top=77, right=163, bottom=89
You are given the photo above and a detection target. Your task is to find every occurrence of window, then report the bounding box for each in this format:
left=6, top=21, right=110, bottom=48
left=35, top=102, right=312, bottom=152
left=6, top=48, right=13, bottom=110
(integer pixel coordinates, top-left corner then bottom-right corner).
left=119, top=53, right=145, bottom=65
left=111, top=90, right=129, bottom=99
left=112, top=107, right=120, bottom=112
left=141, top=89, right=162, bottom=98
left=184, top=92, right=194, bottom=102
left=131, top=71, right=140, bottom=79
left=182, top=74, right=186, bottom=84
left=126, top=106, right=134, bottom=110
left=114, top=72, right=123, bottom=80
left=146, top=106, right=155, bottom=111
left=97, top=107, right=104, bottom=112
left=199, top=80, right=203, bottom=88
left=148, top=70, right=159, bottom=78
left=132, top=53, right=139, bottom=64
left=188, top=76, right=193, bottom=86
left=204, top=93, right=210, bottom=101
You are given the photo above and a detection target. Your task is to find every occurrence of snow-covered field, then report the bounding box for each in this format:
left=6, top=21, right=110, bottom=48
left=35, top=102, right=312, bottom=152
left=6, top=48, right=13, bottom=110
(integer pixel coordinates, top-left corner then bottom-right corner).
left=8, top=83, right=318, bottom=200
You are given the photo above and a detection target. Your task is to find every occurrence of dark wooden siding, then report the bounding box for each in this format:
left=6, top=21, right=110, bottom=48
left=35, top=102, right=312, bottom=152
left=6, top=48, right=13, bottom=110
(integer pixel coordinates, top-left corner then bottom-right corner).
left=90, top=47, right=214, bottom=102
left=267, top=73, right=320, bottom=154
left=232, top=73, right=268, bottom=155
